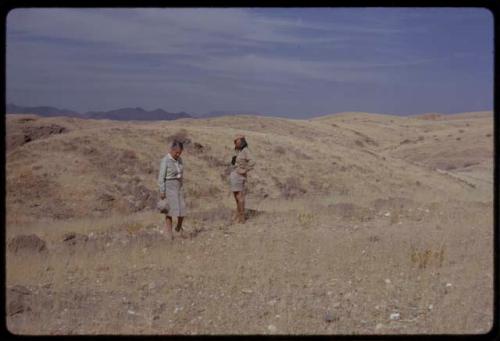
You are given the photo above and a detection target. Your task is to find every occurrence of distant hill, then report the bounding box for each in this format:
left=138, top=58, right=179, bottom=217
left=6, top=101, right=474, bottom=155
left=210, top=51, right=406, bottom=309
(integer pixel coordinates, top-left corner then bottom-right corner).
left=85, top=107, right=192, bottom=121
left=6, top=104, right=82, bottom=117
left=6, top=103, right=192, bottom=121
left=198, top=110, right=269, bottom=118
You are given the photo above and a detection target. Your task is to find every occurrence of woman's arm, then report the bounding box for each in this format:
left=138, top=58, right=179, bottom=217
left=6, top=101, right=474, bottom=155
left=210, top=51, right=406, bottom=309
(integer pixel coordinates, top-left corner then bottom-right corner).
left=158, top=157, right=167, bottom=197
left=237, top=149, right=255, bottom=175
left=246, top=150, right=255, bottom=171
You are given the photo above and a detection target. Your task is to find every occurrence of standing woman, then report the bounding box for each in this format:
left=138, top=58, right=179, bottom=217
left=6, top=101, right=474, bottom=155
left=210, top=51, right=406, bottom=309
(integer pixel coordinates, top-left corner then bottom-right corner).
left=230, top=135, right=255, bottom=224
left=158, top=140, right=186, bottom=240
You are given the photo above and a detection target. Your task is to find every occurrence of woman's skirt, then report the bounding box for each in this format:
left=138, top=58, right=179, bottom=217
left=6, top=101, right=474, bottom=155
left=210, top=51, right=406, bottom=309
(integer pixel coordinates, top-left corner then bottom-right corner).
left=230, top=171, right=246, bottom=193
left=164, top=179, right=186, bottom=217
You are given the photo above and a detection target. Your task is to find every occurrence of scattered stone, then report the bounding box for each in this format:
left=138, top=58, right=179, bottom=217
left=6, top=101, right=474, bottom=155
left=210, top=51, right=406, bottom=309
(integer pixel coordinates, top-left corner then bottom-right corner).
left=268, top=324, right=277, bottom=332
left=241, top=289, right=253, bottom=294
left=390, top=312, right=400, bottom=320
left=384, top=212, right=391, bottom=217
left=428, top=304, right=433, bottom=310
left=375, top=323, right=384, bottom=330
left=268, top=299, right=277, bottom=306
left=385, top=278, right=391, bottom=284
left=324, top=311, right=337, bottom=323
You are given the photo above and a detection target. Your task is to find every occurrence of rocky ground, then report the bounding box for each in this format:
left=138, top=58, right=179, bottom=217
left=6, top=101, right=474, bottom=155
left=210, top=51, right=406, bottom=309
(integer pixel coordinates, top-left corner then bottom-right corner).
left=5, top=111, right=494, bottom=335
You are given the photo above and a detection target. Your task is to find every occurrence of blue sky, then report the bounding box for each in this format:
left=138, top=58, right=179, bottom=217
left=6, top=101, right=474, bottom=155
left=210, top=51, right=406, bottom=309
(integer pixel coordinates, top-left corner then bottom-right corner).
left=6, top=8, right=493, bottom=118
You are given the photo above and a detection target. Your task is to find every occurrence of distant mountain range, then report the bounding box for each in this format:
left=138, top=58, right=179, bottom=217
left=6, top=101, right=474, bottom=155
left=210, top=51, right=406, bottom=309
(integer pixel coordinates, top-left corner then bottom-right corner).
left=6, top=104, right=192, bottom=121
left=85, top=107, right=191, bottom=121
left=5, top=103, right=279, bottom=121
left=6, top=104, right=82, bottom=117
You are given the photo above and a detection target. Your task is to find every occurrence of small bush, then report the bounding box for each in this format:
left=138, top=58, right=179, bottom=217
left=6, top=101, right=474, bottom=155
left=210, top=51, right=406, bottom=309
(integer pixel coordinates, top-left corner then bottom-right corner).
left=298, top=212, right=314, bottom=226
left=167, top=129, right=191, bottom=146
left=274, top=146, right=286, bottom=155
left=276, top=177, right=306, bottom=199
left=410, top=246, right=445, bottom=269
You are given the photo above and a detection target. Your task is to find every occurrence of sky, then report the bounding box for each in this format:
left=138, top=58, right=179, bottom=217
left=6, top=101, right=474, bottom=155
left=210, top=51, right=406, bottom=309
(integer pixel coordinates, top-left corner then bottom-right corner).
left=6, top=8, right=494, bottom=118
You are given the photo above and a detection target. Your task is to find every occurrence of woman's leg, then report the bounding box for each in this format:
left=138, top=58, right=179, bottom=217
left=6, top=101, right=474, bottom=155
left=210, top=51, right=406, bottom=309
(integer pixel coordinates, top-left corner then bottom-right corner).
left=175, top=216, right=188, bottom=238
left=233, top=192, right=240, bottom=222
left=237, top=191, right=246, bottom=223
left=175, top=216, right=184, bottom=231
left=165, top=215, right=174, bottom=240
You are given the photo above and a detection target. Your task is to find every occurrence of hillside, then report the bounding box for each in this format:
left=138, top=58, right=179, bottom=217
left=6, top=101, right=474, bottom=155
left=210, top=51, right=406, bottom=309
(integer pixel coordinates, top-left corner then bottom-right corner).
left=5, top=111, right=494, bottom=334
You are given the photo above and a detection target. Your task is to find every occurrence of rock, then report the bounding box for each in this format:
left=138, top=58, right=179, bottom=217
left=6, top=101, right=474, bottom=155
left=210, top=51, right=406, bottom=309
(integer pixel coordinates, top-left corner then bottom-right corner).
left=390, top=312, right=400, bottom=320
left=375, top=323, right=384, bottom=330
left=8, top=234, right=47, bottom=254
left=62, top=232, right=89, bottom=246
left=267, top=324, right=277, bottom=332
left=324, top=311, right=337, bottom=323
left=8, top=123, right=68, bottom=150
left=241, top=289, right=253, bottom=294
left=10, top=285, right=31, bottom=296
left=385, top=278, right=391, bottom=284
left=7, top=285, right=32, bottom=316
left=267, top=299, right=277, bottom=306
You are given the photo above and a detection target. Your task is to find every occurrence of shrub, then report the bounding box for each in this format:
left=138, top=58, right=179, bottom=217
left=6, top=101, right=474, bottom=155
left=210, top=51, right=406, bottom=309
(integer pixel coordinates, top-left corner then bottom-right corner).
left=167, top=129, right=191, bottom=146
left=274, top=146, right=286, bottom=155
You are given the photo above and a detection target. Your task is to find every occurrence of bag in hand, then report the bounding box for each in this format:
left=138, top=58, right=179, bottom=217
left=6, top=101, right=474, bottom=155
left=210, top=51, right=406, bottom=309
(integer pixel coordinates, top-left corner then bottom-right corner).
left=157, top=198, right=170, bottom=214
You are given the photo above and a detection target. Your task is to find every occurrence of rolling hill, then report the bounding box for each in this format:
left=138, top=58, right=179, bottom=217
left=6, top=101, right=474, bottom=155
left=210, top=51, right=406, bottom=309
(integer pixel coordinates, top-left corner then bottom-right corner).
left=5, top=111, right=494, bottom=334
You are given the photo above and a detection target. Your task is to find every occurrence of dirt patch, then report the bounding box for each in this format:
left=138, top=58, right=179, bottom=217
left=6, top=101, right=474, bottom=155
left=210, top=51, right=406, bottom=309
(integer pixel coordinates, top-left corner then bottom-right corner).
left=371, top=197, right=417, bottom=211
left=328, top=203, right=374, bottom=221
left=190, top=206, right=234, bottom=223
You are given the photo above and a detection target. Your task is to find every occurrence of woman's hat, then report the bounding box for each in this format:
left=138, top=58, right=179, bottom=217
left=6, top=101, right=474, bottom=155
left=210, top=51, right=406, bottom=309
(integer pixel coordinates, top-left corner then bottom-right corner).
left=234, top=134, right=245, bottom=142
